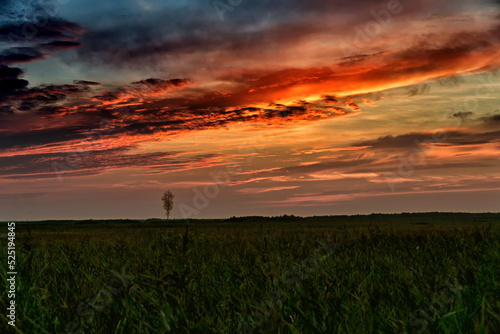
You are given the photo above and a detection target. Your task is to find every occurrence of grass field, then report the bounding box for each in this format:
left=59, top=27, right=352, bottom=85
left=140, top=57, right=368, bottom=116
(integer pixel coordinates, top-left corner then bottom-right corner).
left=1, top=213, right=500, bottom=333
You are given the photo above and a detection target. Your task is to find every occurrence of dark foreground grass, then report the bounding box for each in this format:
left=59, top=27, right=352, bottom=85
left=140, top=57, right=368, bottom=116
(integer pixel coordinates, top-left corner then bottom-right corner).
left=1, top=213, right=499, bottom=333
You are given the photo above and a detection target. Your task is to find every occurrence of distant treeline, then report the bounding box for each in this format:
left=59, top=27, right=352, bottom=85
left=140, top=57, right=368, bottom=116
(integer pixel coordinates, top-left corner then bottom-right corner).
left=1, top=212, right=498, bottom=225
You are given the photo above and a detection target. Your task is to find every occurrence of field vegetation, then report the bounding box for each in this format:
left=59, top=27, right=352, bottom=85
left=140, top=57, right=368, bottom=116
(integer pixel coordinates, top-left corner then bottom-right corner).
left=1, top=213, right=499, bottom=333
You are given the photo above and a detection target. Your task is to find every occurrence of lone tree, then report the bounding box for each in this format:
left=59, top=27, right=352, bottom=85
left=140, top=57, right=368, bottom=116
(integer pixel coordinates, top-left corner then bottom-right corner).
left=162, top=190, right=175, bottom=220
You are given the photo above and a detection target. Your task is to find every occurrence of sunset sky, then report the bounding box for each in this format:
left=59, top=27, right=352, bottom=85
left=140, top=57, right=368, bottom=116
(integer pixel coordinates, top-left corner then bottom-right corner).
left=1, top=0, right=499, bottom=220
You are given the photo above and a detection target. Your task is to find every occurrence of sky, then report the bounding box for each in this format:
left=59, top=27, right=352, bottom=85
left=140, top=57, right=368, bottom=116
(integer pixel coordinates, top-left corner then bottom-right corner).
left=0, top=0, right=499, bottom=220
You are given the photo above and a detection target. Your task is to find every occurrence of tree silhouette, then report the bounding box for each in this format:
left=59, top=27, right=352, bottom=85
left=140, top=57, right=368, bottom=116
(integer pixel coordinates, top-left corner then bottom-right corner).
left=162, top=190, right=174, bottom=220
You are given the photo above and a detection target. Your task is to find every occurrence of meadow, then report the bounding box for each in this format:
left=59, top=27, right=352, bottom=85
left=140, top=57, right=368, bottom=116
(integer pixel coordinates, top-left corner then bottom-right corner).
left=1, top=213, right=499, bottom=333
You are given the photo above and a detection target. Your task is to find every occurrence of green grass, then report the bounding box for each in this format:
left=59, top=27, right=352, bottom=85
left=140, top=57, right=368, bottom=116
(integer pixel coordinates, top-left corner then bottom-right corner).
left=1, top=213, right=499, bottom=333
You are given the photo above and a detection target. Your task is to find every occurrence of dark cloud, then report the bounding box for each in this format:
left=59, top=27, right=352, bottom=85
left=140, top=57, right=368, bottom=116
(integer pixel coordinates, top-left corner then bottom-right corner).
left=0, top=5, right=84, bottom=101
left=131, top=78, right=192, bottom=92
left=338, top=54, right=369, bottom=67
left=0, top=80, right=95, bottom=115
left=73, top=9, right=316, bottom=68
left=68, top=0, right=500, bottom=81
left=72, top=0, right=415, bottom=70
left=132, top=78, right=190, bottom=87
left=0, top=65, right=24, bottom=79
left=0, top=65, right=28, bottom=97
left=73, top=80, right=102, bottom=86
left=0, top=125, right=92, bottom=150
left=0, top=77, right=28, bottom=92
left=447, top=111, right=500, bottom=125
left=0, top=47, right=44, bottom=65
left=323, top=95, right=339, bottom=104
left=0, top=106, right=14, bottom=114
left=480, top=112, right=500, bottom=124
left=106, top=99, right=353, bottom=137
left=449, top=111, right=474, bottom=120
left=0, top=78, right=357, bottom=163
left=83, top=18, right=500, bottom=113
left=0, top=1, right=85, bottom=120
left=39, top=40, right=81, bottom=52
left=406, top=84, right=431, bottom=96
left=436, top=74, right=466, bottom=87
left=0, top=18, right=83, bottom=44
left=354, top=130, right=500, bottom=150
left=91, top=89, right=127, bottom=103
